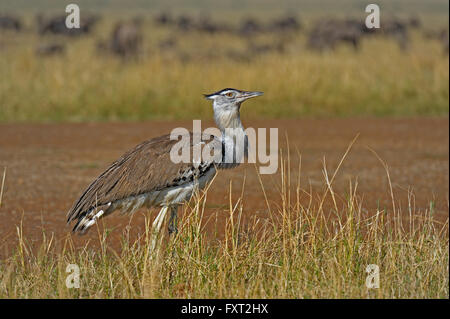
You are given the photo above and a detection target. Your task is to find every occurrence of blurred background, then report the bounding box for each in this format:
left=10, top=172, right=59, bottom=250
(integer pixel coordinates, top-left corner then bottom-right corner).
left=0, top=0, right=448, bottom=255
left=0, top=0, right=448, bottom=122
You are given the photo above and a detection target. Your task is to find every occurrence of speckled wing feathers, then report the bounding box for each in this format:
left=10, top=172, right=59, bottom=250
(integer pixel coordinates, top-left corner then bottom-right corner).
left=67, top=132, right=222, bottom=230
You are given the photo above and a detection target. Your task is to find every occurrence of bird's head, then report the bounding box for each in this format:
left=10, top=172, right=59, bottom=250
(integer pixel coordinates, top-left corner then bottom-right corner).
left=204, top=88, right=263, bottom=128
left=204, top=88, right=263, bottom=130
left=204, top=88, right=263, bottom=109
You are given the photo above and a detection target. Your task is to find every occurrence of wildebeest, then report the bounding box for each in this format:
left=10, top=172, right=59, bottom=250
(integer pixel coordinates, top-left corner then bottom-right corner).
left=0, top=14, right=22, bottom=31
left=154, top=12, right=173, bottom=25
left=153, top=13, right=303, bottom=38
left=238, top=16, right=301, bottom=36
left=238, top=18, right=264, bottom=36
left=408, top=15, right=421, bottom=29
left=98, top=20, right=143, bottom=59
left=308, top=17, right=411, bottom=52
left=367, top=18, right=410, bottom=50
left=36, top=13, right=99, bottom=36
left=307, top=18, right=363, bottom=51
left=196, top=16, right=231, bottom=34
left=268, top=16, right=301, bottom=33
left=35, top=43, right=65, bottom=56
left=424, top=28, right=449, bottom=54
left=176, top=15, right=195, bottom=32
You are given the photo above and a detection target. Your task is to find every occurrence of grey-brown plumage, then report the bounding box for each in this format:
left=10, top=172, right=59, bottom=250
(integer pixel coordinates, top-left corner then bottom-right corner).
left=67, top=89, right=263, bottom=236
left=67, top=133, right=219, bottom=233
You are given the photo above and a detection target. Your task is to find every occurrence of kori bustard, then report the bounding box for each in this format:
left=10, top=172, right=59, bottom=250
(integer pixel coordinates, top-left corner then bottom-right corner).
left=67, top=88, right=263, bottom=244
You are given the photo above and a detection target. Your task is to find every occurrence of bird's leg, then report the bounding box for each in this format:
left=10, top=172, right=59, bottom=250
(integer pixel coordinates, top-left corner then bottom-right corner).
left=168, top=206, right=178, bottom=235
left=150, top=206, right=169, bottom=252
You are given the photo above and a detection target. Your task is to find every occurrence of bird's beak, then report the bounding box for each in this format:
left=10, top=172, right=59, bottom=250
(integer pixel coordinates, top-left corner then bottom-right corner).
left=238, top=91, right=264, bottom=102
left=204, top=94, right=215, bottom=100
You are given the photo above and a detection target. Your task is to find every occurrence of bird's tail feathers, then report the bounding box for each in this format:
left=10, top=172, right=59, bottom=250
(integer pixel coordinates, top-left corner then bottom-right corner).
left=71, top=202, right=112, bottom=235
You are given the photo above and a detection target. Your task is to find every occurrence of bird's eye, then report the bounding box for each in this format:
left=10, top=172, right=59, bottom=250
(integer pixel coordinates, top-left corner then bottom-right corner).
left=225, top=92, right=234, bottom=98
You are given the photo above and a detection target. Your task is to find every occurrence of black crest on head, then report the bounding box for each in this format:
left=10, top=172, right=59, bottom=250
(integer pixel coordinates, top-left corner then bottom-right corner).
left=204, top=88, right=241, bottom=99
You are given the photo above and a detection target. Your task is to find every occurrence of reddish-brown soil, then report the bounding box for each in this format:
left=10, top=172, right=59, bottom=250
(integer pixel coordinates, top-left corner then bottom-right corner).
left=0, top=118, right=448, bottom=255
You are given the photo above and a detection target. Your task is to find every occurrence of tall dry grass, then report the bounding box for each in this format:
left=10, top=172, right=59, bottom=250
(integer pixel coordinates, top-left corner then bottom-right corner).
left=0, top=141, right=447, bottom=298
left=0, top=22, right=448, bottom=122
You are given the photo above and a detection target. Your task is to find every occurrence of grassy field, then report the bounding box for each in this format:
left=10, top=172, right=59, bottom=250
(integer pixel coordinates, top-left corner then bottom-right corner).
left=0, top=9, right=448, bottom=122
left=2, top=0, right=449, bottom=16
left=0, top=1, right=448, bottom=299
left=0, top=149, right=448, bottom=298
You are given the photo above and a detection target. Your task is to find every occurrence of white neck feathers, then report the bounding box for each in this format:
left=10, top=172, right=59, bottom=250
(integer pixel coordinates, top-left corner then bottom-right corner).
left=213, top=104, right=247, bottom=166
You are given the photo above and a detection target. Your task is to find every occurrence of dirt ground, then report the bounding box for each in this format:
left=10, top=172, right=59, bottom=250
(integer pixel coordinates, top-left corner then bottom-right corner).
left=0, top=118, right=448, bottom=255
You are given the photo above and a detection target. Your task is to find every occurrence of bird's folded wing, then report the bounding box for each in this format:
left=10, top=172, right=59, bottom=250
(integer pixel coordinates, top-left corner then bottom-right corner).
left=67, top=132, right=222, bottom=222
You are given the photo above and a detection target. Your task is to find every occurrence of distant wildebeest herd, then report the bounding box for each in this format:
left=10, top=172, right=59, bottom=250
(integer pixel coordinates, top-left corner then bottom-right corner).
left=0, top=12, right=448, bottom=60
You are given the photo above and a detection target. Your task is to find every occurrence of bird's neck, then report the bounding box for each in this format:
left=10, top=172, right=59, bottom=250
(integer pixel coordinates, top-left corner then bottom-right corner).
left=214, top=108, right=244, bottom=132
left=214, top=108, right=248, bottom=165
